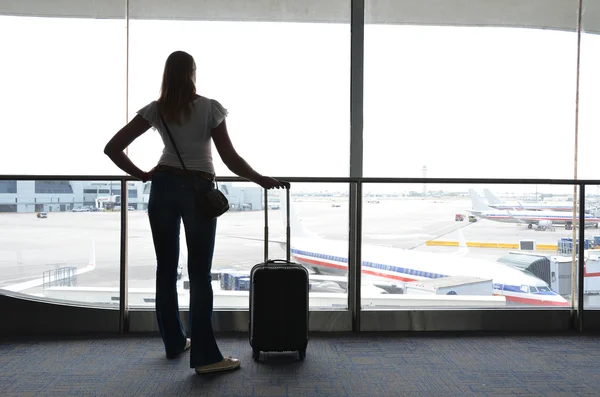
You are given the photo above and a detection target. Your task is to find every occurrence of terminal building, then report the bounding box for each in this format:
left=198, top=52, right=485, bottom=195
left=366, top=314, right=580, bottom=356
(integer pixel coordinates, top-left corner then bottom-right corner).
left=0, top=180, right=262, bottom=213
left=0, top=180, right=144, bottom=212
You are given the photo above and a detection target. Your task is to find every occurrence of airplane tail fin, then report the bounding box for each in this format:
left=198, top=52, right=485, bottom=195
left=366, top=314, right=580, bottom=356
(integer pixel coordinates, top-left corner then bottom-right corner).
left=179, top=242, right=187, bottom=266
left=278, top=189, right=320, bottom=240
left=454, top=229, right=470, bottom=256
left=484, top=189, right=503, bottom=205
left=469, top=189, right=493, bottom=212
left=87, top=239, right=96, bottom=270
left=75, top=239, right=97, bottom=276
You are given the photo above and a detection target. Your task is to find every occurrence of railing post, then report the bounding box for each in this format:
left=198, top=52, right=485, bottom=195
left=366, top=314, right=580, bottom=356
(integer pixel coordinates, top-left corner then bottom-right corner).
left=348, top=182, right=362, bottom=333
left=119, top=179, right=129, bottom=334
left=577, top=184, right=585, bottom=332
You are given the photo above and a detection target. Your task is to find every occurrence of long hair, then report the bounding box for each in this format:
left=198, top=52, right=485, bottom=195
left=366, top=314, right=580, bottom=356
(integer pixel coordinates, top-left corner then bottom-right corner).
left=157, top=51, right=196, bottom=124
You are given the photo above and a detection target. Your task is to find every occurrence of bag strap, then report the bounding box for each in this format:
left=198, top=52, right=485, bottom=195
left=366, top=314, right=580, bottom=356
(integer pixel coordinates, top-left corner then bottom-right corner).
left=157, top=106, right=188, bottom=172
left=157, top=103, right=218, bottom=187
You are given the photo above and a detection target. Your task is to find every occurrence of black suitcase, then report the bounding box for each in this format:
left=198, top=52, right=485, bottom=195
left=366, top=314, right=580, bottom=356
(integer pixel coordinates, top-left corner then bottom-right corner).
left=249, top=188, right=309, bottom=361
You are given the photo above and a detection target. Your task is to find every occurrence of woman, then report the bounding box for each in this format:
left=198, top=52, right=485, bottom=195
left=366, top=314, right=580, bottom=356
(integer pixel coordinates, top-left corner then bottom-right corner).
left=104, top=50, right=287, bottom=374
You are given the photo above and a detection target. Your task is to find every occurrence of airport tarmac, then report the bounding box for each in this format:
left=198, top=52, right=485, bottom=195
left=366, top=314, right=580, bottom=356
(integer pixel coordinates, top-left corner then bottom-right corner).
left=1, top=197, right=598, bottom=299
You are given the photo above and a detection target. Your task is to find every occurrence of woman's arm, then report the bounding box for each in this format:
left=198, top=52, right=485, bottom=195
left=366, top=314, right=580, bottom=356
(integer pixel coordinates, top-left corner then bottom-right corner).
left=104, top=115, right=152, bottom=181
left=211, top=120, right=287, bottom=189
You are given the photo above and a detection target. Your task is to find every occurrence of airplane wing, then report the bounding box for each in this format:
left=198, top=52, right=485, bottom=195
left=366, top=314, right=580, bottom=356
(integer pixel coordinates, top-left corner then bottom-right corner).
left=510, top=201, right=524, bottom=211
left=307, top=273, right=394, bottom=294
left=506, top=209, right=533, bottom=224
left=4, top=240, right=96, bottom=292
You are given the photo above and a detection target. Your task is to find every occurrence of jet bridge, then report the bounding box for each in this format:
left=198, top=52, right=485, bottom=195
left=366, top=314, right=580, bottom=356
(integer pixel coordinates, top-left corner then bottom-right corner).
left=497, top=251, right=600, bottom=297
left=497, top=252, right=558, bottom=290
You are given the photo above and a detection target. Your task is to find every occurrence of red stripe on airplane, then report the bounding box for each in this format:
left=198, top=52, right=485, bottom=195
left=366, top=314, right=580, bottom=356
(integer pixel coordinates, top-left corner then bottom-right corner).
left=500, top=294, right=570, bottom=307
left=583, top=263, right=600, bottom=278
left=488, top=216, right=600, bottom=222
left=294, top=256, right=419, bottom=282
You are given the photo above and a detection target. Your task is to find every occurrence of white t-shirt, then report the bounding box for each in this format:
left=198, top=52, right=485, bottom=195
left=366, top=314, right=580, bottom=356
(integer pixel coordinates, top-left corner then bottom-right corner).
left=136, top=95, right=228, bottom=174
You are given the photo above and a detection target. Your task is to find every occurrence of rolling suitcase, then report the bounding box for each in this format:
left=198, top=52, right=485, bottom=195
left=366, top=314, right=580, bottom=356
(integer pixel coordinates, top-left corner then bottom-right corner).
left=249, top=187, right=309, bottom=361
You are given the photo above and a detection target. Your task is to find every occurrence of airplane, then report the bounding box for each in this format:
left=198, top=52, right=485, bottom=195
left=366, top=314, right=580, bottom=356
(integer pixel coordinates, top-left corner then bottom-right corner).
left=469, top=189, right=600, bottom=230
left=484, top=189, right=573, bottom=212
left=249, top=190, right=569, bottom=307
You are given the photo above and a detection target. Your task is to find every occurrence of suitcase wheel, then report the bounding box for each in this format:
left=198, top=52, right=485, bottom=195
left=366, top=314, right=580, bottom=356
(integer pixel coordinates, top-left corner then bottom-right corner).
left=252, top=349, right=260, bottom=362
left=298, top=349, right=306, bottom=360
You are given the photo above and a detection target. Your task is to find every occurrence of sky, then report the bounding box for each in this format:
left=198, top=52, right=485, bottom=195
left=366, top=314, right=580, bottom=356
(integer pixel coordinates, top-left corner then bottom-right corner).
left=2, top=16, right=600, bottom=195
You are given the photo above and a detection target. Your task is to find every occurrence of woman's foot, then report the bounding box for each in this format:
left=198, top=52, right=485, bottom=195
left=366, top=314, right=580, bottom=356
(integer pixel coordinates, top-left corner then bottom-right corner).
left=166, top=338, right=191, bottom=359
left=195, top=357, right=240, bottom=374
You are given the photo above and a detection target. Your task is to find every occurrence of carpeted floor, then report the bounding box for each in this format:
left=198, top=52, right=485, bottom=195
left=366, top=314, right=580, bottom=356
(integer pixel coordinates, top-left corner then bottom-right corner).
left=1, top=332, right=600, bottom=396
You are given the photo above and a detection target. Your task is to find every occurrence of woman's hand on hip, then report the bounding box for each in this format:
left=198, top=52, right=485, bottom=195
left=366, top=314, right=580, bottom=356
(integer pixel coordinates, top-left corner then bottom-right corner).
left=141, top=166, right=157, bottom=183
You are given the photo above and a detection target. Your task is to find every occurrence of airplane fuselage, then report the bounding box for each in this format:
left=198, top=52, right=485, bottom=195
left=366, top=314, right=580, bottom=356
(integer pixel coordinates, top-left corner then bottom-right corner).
left=489, top=204, right=573, bottom=212
left=286, top=238, right=569, bottom=307
left=473, top=210, right=600, bottom=226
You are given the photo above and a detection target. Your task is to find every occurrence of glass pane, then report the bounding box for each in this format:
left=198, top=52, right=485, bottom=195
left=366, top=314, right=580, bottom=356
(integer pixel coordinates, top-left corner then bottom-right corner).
left=363, top=2, right=579, bottom=179
left=0, top=180, right=120, bottom=306
left=360, top=183, right=580, bottom=309
left=0, top=15, right=126, bottom=175
left=583, top=185, right=600, bottom=309
left=127, top=2, right=350, bottom=177
left=277, top=183, right=349, bottom=309
left=128, top=181, right=348, bottom=310
left=580, top=5, right=600, bottom=180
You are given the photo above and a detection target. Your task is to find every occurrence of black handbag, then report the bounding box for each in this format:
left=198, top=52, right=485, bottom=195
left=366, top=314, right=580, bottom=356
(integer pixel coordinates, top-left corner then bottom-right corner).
left=157, top=109, right=230, bottom=219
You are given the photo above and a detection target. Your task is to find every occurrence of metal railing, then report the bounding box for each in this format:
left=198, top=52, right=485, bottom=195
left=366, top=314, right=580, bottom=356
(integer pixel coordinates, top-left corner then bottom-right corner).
left=2, top=174, right=600, bottom=333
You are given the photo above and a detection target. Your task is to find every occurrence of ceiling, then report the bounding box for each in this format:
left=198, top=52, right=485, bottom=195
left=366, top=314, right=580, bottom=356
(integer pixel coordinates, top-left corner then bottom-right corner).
left=1, top=0, right=598, bottom=34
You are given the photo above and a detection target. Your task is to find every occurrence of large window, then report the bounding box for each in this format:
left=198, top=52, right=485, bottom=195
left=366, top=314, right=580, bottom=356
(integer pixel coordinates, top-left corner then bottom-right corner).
left=35, top=181, right=73, bottom=194
left=363, top=3, right=579, bottom=179
left=0, top=181, right=17, bottom=194
left=126, top=14, right=350, bottom=178
left=0, top=180, right=120, bottom=306
left=3, top=1, right=600, bottom=334
left=128, top=182, right=349, bottom=309
left=361, top=183, right=582, bottom=309
left=0, top=15, right=126, bottom=175
left=125, top=2, right=351, bottom=308
left=579, top=4, right=600, bottom=179
left=581, top=4, right=600, bottom=311
left=583, top=185, right=600, bottom=310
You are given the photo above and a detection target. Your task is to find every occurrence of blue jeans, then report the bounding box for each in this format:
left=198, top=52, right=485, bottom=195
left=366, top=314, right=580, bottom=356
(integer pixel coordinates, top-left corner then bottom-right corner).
left=148, top=170, right=224, bottom=368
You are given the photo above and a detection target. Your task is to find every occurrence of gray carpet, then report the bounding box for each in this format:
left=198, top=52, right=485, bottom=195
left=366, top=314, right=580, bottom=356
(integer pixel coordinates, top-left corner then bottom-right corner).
left=1, top=333, right=600, bottom=396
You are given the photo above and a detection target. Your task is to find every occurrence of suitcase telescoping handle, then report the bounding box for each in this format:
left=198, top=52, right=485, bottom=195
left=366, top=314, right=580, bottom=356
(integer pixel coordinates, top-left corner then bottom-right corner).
left=264, top=186, right=291, bottom=263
